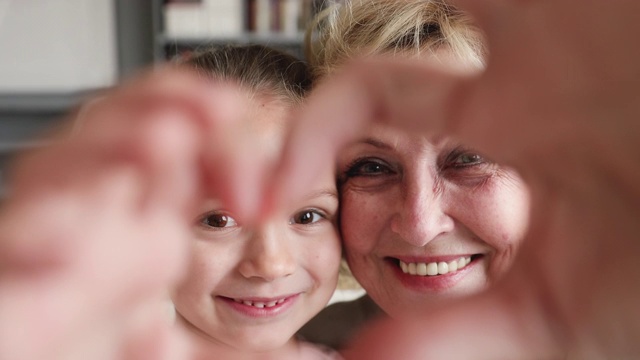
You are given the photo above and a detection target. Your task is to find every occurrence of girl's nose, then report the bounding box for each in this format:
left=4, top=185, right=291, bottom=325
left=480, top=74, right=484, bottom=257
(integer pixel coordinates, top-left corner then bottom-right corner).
left=238, top=226, right=296, bottom=281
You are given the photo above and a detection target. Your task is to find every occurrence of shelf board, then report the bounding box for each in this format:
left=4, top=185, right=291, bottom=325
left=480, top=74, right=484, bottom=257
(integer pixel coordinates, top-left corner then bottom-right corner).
left=0, top=92, right=96, bottom=114
left=0, top=141, right=49, bottom=154
left=157, top=32, right=305, bottom=47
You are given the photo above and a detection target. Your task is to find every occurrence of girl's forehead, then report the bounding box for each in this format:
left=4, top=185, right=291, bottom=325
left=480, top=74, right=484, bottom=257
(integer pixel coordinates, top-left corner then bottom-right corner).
left=237, top=94, right=294, bottom=158
left=243, top=94, right=292, bottom=129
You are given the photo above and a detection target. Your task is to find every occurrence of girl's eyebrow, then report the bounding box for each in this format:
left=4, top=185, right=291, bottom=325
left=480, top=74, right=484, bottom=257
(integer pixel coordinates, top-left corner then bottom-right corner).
left=302, top=188, right=338, bottom=201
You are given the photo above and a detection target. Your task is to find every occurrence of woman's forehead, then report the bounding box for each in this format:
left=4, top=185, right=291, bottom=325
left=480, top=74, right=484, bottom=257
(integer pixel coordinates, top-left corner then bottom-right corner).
left=361, top=123, right=454, bottom=149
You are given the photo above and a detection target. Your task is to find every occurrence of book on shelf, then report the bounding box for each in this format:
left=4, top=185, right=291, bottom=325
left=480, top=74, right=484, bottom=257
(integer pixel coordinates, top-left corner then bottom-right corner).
left=164, top=0, right=243, bottom=38
left=163, top=0, right=325, bottom=39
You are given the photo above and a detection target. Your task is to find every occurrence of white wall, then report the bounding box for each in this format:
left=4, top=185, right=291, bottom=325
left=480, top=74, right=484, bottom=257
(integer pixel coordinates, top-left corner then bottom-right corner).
left=0, top=0, right=117, bottom=93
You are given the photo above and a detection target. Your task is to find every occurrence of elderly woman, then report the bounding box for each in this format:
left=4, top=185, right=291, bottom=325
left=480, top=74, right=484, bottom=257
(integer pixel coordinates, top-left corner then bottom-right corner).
left=299, top=0, right=530, bottom=348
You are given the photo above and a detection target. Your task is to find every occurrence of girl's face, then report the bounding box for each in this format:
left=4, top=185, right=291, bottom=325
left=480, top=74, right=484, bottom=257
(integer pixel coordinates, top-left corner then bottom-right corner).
left=171, top=97, right=341, bottom=352
left=337, top=124, right=530, bottom=318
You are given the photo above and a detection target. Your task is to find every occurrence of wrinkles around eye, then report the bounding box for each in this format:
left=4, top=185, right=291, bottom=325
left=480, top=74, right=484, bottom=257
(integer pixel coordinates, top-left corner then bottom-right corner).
left=340, top=157, right=400, bottom=192
left=344, top=157, right=396, bottom=177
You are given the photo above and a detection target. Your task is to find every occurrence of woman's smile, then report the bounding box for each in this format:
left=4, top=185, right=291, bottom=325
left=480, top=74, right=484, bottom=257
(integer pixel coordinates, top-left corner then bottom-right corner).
left=396, top=255, right=476, bottom=276
left=338, top=126, right=530, bottom=317
left=385, top=255, right=485, bottom=292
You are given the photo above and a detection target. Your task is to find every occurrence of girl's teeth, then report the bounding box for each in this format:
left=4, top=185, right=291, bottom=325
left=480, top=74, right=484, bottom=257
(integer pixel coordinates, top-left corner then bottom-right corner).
left=399, top=256, right=474, bottom=276
left=234, top=298, right=286, bottom=308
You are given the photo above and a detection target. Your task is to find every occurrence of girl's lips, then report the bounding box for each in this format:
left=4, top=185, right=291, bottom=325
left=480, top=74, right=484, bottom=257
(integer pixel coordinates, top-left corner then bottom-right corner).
left=229, top=296, right=288, bottom=308
left=216, top=293, right=300, bottom=319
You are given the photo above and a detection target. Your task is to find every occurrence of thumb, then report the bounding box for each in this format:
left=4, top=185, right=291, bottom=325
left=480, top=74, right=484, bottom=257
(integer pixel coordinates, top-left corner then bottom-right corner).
left=342, top=283, right=562, bottom=360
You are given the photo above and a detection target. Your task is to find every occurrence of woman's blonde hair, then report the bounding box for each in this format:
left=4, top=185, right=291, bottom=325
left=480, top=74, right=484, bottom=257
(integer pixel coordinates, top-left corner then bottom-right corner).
left=306, top=0, right=485, bottom=78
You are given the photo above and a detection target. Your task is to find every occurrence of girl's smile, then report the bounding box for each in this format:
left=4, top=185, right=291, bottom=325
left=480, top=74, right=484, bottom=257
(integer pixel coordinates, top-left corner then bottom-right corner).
left=216, top=293, right=301, bottom=319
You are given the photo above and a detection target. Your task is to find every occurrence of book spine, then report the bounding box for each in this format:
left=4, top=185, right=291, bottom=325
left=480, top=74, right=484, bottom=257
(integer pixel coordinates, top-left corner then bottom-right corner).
left=255, top=0, right=271, bottom=34
left=281, top=0, right=301, bottom=36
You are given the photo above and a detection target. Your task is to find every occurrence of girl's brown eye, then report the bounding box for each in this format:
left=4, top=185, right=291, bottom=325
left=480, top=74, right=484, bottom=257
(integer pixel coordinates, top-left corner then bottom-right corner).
left=200, top=213, right=237, bottom=228
left=297, top=211, right=313, bottom=225
left=290, top=210, right=324, bottom=225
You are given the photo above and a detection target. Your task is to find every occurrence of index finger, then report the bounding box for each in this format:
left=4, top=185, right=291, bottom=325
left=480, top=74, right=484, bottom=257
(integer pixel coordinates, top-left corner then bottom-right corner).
left=268, top=57, right=482, bottom=214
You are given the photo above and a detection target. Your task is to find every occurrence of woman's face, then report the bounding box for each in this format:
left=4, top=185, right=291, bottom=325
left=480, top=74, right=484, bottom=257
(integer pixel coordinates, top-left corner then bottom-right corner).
left=338, top=125, right=530, bottom=318
left=171, top=96, right=341, bottom=352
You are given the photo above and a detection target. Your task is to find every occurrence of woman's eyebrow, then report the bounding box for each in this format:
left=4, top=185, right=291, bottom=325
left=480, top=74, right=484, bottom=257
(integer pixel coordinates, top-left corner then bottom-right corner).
left=360, top=137, right=394, bottom=150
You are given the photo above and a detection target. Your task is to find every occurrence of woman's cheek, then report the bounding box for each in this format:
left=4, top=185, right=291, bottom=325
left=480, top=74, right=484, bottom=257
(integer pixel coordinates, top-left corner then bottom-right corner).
left=489, top=174, right=531, bottom=249
left=340, top=189, right=390, bottom=254
left=468, top=175, right=530, bottom=279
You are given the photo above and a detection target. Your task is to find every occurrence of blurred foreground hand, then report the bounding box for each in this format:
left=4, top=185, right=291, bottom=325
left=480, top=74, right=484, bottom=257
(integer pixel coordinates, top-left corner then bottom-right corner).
left=276, top=0, right=640, bottom=358
left=0, top=70, right=270, bottom=360
left=1, top=0, right=639, bottom=358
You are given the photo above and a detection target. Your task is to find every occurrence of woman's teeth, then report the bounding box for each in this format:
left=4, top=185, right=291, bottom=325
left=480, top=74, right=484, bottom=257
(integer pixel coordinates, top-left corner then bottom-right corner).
left=399, top=256, right=472, bottom=276
left=233, top=298, right=286, bottom=308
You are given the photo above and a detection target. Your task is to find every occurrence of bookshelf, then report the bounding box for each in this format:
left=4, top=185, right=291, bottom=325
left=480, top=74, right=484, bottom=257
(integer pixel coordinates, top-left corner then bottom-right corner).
left=0, top=1, right=325, bottom=196
left=0, top=1, right=154, bottom=197
left=153, top=0, right=325, bottom=61
left=0, top=92, right=89, bottom=198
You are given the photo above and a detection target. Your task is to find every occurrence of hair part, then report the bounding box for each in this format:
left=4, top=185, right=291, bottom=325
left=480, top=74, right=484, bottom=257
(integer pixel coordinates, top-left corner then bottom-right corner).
left=306, top=0, right=486, bottom=78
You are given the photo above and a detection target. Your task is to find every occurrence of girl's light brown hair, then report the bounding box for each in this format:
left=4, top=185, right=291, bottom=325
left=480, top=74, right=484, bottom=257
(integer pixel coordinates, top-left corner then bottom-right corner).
left=184, top=44, right=313, bottom=104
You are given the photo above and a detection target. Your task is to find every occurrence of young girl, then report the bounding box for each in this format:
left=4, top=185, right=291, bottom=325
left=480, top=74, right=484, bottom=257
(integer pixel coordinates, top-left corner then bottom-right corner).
left=171, top=45, right=342, bottom=359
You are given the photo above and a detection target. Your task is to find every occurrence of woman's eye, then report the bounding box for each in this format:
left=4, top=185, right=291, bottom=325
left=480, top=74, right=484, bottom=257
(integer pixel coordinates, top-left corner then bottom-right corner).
left=345, top=158, right=393, bottom=177
left=199, top=212, right=238, bottom=229
left=290, top=210, right=325, bottom=225
left=452, top=152, right=484, bottom=167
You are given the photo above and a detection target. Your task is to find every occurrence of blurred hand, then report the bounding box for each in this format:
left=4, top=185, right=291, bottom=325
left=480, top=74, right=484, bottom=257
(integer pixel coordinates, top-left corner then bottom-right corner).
left=0, top=70, right=270, bottom=360
left=2, top=0, right=639, bottom=358
left=275, top=0, right=640, bottom=358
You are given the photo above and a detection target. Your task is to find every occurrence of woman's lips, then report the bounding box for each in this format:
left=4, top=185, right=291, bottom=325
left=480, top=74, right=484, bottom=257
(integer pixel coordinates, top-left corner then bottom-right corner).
left=399, top=255, right=472, bottom=276
left=386, top=255, right=483, bottom=291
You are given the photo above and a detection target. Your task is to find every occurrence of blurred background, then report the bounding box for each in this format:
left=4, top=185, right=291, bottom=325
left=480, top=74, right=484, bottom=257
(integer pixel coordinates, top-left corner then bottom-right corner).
left=0, top=0, right=326, bottom=197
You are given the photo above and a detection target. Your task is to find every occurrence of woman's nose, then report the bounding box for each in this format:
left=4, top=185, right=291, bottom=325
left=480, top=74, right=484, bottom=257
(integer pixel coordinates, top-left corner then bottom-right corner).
left=390, top=178, right=454, bottom=247
left=238, top=226, right=296, bottom=281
